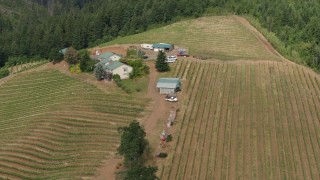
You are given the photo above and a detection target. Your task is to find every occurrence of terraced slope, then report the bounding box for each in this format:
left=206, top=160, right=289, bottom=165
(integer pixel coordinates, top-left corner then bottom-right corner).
left=102, top=16, right=281, bottom=61
left=0, top=70, right=148, bottom=179
left=160, top=60, right=320, bottom=180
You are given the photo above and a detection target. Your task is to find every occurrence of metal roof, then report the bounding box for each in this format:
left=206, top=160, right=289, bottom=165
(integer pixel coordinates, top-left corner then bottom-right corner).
left=98, top=52, right=114, bottom=60
left=153, top=43, right=173, bottom=49
left=104, top=61, right=124, bottom=71
left=59, top=48, right=68, bottom=55
left=157, top=78, right=181, bottom=89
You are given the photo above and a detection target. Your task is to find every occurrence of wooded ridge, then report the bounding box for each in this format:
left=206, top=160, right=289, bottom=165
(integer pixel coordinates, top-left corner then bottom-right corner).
left=0, top=0, right=319, bottom=70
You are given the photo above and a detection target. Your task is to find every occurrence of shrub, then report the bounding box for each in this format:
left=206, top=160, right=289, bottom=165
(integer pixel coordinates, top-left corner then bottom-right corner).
left=95, top=64, right=105, bottom=80
left=69, top=65, right=75, bottom=73
left=135, top=87, right=142, bottom=92
left=159, top=153, right=168, bottom=158
left=166, top=135, right=172, bottom=142
left=0, top=67, right=10, bottom=79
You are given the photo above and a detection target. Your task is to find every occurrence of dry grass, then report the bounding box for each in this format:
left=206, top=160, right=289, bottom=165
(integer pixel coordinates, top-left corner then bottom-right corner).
left=0, top=70, right=148, bottom=179
left=159, top=60, right=320, bottom=179
left=102, top=16, right=281, bottom=61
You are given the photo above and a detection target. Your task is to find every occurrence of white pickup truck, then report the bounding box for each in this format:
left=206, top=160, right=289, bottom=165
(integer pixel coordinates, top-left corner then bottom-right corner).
left=165, top=56, right=177, bottom=63
left=165, top=94, right=178, bottom=102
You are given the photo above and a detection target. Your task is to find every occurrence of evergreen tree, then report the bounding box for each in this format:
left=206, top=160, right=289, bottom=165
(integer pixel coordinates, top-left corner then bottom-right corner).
left=94, top=64, right=105, bottom=80
left=78, top=49, right=92, bottom=71
left=155, top=51, right=170, bottom=72
left=48, top=48, right=64, bottom=62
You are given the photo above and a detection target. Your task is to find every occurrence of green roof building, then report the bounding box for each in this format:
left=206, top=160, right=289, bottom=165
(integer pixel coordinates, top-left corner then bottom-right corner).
left=97, top=52, right=122, bottom=61
left=98, top=52, right=114, bottom=60
left=156, top=78, right=181, bottom=94
left=153, top=43, right=174, bottom=52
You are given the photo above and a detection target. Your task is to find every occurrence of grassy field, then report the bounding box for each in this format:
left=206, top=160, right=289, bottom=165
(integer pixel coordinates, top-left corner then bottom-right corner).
left=159, top=60, right=320, bottom=179
left=0, top=70, right=148, bottom=179
left=101, top=16, right=281, bottom=61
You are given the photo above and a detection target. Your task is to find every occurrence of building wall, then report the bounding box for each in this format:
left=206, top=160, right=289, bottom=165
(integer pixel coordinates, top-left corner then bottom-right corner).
left=159, top=88, right=175, bottom=94
left=112, top=64, right=133, bottom=79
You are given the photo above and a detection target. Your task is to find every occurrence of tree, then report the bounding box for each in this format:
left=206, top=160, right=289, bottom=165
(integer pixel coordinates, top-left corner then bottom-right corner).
left=155, top=51, right=170, bottom=72
left=117, top=120, right=148, bottom=167
left=64, top=47, right=79, bottom=65
left=125, top=165, right=159, bottom=180
left=78, top=49, right=92, bottom=72
left=94, top=64, right=105, bottom=80
left=48, top=48, right=64, bottom=63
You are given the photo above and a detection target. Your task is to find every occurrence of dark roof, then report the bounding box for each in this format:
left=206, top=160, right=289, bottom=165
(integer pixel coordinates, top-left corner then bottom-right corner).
left=157, top=78, right=181, bottom=89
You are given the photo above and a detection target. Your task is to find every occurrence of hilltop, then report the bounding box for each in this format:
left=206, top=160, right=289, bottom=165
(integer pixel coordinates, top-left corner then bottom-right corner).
left=103, top=16, right=281, bottom=61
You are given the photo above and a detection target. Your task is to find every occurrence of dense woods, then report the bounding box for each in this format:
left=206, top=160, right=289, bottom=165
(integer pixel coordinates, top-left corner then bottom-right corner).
left=0, top=0, right=319, bottom=70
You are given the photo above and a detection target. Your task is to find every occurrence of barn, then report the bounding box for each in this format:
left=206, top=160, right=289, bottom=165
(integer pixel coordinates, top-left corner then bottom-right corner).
left=153, top=43, right=174, bottom=52
left=156, top=78, right=181, bottom=94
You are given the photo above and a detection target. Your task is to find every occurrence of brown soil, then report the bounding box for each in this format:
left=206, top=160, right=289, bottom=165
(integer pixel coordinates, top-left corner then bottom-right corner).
left=89, top=45, right=128, bottom=56
left=95, top=158, right=122, bottom=180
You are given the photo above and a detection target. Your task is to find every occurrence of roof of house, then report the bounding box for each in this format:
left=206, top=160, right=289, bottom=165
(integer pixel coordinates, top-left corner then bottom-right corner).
left=157, top=78, right=181, bottom=89
left=98, top=52, right=114, bottom=60
left=153, top=43, right=173, bottom=49
left=95, top=58, right=111, bottom=67
left=59, top=48, right=68, bottom=55
left=104, top=61, right=124, bottom=71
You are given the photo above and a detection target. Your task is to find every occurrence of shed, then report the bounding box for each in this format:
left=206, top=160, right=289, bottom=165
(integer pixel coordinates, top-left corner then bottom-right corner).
left=156, top=78, right=181, bottom=94
left=153, top=43, right=174, bottom=52
left=59, top=48, right=68, bottom=55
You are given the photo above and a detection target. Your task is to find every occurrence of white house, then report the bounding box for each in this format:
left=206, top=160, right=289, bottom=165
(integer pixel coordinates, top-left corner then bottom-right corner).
left=97, top=52, right=122, bottom=62
left=104, top=61, right=133, bottom=79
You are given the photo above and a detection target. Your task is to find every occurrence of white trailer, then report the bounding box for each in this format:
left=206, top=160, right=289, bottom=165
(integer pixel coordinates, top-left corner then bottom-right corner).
left=141, top=44, right=153, bottom=50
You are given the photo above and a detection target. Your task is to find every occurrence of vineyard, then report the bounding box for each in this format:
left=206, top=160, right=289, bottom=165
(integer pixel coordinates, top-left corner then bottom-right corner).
left=0, top=70, right=148, bottom=179
left=160, top=60, right=320, bottom=179
left=102, top=16, right=281, bottom=61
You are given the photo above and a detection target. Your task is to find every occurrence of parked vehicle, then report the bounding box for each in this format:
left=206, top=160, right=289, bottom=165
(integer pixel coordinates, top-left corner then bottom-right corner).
left=141, top=44, right=153, bottom=50
left=177, top=49, right=189, bottom=57
left=165, top=56, right=177, bottom=63
left=165, top=94, right=178, bottom=102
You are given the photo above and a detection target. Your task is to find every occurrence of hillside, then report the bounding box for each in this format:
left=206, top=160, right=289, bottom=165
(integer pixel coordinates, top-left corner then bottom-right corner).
left=159, top=59, right=320, bottom=179
left=103, top=16, right=281, bottom=61
left=0, top=69, right=148, bottom=179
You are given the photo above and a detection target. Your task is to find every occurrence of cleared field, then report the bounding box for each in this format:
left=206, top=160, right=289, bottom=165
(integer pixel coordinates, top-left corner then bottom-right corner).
left=102, top=16, right=281, bottom=61
left=160, top=60, right=320, bottom=179
left=0, top=70, right=148, bottom=179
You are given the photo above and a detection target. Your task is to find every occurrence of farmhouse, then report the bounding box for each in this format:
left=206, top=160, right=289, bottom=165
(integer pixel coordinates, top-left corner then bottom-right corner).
left=156, top=78, right=181, bottom=94
left=93, top=52, right=122, bottom=62
left=153, top=43, right=174, bottom=52
left=96, top=59, right=133, bottom=79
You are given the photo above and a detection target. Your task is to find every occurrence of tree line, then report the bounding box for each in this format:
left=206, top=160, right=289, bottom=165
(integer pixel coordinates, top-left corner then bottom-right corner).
left=0, top=0, right=319, bottom=70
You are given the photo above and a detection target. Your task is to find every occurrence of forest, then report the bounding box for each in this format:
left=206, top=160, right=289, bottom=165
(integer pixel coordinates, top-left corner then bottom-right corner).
left=0, top=0, right=319, bottom=70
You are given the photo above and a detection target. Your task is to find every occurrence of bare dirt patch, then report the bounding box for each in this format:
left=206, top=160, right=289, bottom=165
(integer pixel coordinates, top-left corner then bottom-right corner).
left=89, top=45, right=128, bottom=56
left=95, top=158, right=122, bottom=180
